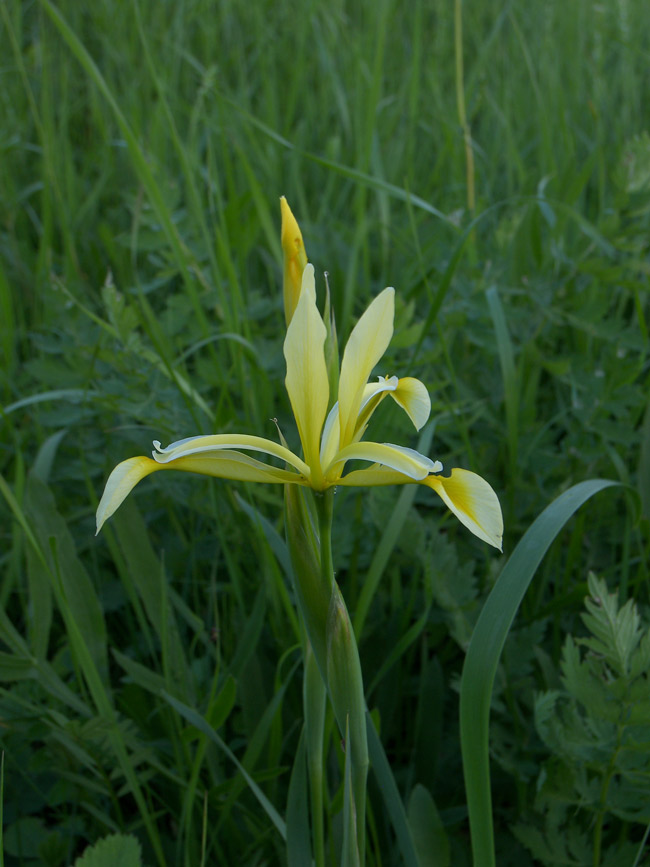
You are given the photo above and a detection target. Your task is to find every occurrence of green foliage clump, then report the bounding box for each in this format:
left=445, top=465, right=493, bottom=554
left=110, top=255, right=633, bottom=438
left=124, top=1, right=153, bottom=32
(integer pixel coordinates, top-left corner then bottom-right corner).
left=515, top=574, right=650, bottom=865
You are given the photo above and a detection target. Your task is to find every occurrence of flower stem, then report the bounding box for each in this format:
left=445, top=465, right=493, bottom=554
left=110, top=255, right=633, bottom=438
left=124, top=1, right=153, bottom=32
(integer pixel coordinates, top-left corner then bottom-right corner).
left=314, top=489, right=335, bottom=592
left=316, top=489, right=368, bottom=864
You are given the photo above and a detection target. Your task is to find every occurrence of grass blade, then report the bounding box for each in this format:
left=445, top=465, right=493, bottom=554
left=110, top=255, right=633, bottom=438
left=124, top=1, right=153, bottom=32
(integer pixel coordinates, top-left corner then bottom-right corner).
left=161, top=690, right=287, bottom=841
left=342, top=715, right=360, bottom=867
left=286, top=727, right=312, bottom=867
left=366, top=715, right=420, bottom=867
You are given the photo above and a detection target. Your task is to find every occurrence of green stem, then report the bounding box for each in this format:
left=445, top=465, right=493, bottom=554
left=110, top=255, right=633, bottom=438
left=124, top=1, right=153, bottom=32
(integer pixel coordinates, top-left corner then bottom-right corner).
left=314, top=490, right=335, bottom=592
left=593, top=734, right=623, bottom=866
left=316, top=491, right=368, bottom=863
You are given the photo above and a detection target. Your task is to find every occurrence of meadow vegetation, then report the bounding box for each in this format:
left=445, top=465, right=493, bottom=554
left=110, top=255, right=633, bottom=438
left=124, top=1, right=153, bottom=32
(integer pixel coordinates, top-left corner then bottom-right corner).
left=0, top=0, right=649, bottom=864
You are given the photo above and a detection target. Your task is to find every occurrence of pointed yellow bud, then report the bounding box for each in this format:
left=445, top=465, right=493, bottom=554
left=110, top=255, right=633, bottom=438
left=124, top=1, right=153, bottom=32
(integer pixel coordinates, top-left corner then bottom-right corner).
left=281, top=196, right=308, bottom=325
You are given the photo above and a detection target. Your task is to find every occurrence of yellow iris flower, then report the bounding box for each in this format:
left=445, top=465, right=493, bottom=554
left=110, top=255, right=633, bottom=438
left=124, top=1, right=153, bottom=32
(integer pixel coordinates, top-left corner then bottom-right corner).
left=96, top=264, right=503, bottom=549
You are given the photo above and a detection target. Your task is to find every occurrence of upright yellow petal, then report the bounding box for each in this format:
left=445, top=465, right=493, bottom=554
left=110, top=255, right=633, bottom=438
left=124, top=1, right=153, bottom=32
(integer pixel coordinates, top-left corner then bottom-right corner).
left=281, top=196, right=308, bottom=325
left=284, top=264, right=329, bottom=487
left=338, top=287, right=395, bottom=449
left=425, top=469, right=504, bottom=550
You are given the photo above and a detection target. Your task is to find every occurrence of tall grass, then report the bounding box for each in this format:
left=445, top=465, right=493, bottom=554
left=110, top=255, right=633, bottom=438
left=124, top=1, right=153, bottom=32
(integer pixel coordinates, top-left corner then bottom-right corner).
left=0, top=0, right=648, bottom=863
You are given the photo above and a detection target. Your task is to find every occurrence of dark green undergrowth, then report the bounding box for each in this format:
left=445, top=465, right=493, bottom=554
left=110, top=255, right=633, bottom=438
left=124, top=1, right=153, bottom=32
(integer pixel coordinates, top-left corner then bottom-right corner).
left=0, top=0, right=649, bottom=864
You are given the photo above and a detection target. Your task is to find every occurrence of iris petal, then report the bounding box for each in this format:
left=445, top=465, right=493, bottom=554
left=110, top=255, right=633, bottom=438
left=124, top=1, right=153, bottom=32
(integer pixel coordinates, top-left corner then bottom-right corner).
left=425, top=469, right=504, bottom=550
left=389, top=377, right=431, bottom=431
left=338, top=288, right=394, bottom=449
left=96, top=456, right=161, bottom=534
left=284, top=265, right=329, bottom=485
left=96, top=449, right=306, bottom=533
left=327, top=441, right=436, bottom=481
left=152, top=434, right=309, bottom=476
left=336, top=463, right=443, bottom=487
left=153, top=451, right=305, bottom=485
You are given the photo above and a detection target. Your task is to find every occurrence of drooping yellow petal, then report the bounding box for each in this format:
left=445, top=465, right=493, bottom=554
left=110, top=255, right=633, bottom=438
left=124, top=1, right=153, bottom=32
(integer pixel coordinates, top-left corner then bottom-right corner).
left=425, top=469, right=504, bottom=550
left=351, top=375, right=431, bottom=442
left=338, top=287, right=395, bottom=449
left=152, top=433, right=309, bottom=476
left=325, top=441, right=436, bottom=482
left=281, top=196, right=308, bottom=325
left=96, top=456, right=161, bottom=534
left=389, top=377, right=431, bottom=431
left=284, top=264, right=329, bottom=487
left=96, top=449, right=308, bottom=533
left=335, top=463, right=503, bottom=549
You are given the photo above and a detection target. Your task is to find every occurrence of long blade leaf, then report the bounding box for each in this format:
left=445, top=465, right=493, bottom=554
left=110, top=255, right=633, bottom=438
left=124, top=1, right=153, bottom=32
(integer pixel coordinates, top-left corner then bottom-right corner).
left=460, top=478, right=622, bottom=867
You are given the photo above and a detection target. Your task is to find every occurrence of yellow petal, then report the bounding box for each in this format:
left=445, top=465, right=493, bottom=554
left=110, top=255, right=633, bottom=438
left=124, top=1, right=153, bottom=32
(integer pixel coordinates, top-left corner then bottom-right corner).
left=319, top=377, right=395, bottom=469
left=96, top=456, right=161, bottom=534
left=338, top=288, right=395, bottom=449
left=152, top=433, right=309, bottom=476
left=350, top=376, right=398, bottom=438
left=326, top=441, right=436, bottom=481
left=350, top=375, right=431, bottom=441
left=319, top=374, right=429, bottom=468
left=281, top=196, right=308, bottom=325
left=154, top=451, right=306, bottom=485
left=319, top=402, right=341, bottom=470
left=284, top=265, right=329, bottom=486
left=390, top=377, right=431, bottom=431
left=335, top=463, right=504, bottom=549
left=96, top=449, right=308, bottom=533
left=425, top=468, right=504, bottom=550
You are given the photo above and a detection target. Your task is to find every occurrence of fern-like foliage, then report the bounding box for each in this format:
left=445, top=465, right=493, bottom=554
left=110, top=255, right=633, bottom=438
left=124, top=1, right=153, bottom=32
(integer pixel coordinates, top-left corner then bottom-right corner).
left=73, top=833, right=143, bottom=867
left=513, top=573, right=650, bottom=866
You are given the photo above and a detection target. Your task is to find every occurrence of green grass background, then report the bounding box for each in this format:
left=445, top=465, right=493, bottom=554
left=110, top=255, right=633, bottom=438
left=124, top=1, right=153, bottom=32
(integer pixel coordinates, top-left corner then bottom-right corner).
left=0, top=0, right=649, bottom=864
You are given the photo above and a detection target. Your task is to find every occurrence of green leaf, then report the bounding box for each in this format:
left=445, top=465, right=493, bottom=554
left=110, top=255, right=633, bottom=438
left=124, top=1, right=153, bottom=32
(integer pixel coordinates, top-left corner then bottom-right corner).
left=366, top=714, right=420, bottom=867
left=73, top=833, right=142, bottom=867
left=0, top=653, right=36, bottom=681
left=205, top=675, right=237, bottom=731
left=580, top=572, right=642, bottom=677
left=25, top=473, right=108, bottom=677
left=342, top=715, right=360, bottom=867
left=286, top=727, right=312, bottom=867
left=407, top=784, right=450, bottom=867
left=111, top=499, right=190, bottom=697
left=3, top=817, right=49, bottom=858
left=460, top=479, right=622, bottom=867
left=161, top=690, right=287, bottom=841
